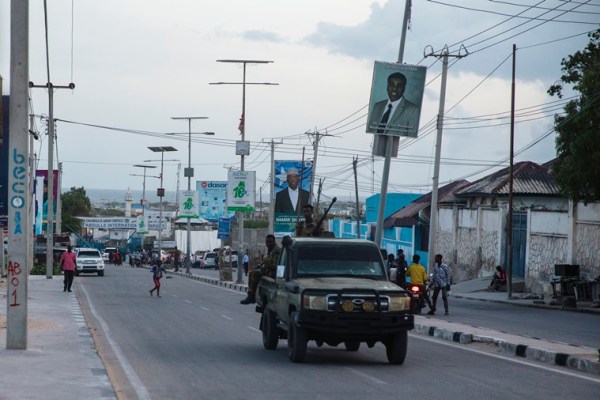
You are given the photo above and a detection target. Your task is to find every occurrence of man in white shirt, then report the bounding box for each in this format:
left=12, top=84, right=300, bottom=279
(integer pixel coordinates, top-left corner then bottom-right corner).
left=274, top=167, right=310, bottom=213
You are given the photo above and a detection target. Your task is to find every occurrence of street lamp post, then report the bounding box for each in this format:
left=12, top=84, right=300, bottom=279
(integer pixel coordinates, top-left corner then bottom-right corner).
left=132, top=165, right=158, bottom=217
left=210, top=59, right=277, bottom=284
left=148, top=146, right=177, bottom=265
left=169, top=117, right=214, bottom=274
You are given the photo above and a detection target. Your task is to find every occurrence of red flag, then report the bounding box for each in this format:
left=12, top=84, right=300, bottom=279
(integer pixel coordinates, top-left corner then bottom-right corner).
left=238, top=113, right=244, bottom=135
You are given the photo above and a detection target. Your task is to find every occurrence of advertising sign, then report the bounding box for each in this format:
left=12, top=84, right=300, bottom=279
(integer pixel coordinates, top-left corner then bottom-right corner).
left=226, top=170, right=255, bottom=212
left=217, top=217, right=230, bottom=239
left=197, top=180, right=234, bottom=222
left=274, top=160, right=313, bottom=237
left=136, top=215, right=149, bottom=234
left=34, top=169, right=59, bottom=235
left=179, top=190, right=199, bottom=219
left=366, top=61, right=427, bottom=138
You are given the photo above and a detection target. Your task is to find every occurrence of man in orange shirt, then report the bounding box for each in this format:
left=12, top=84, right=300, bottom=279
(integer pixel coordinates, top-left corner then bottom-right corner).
left=60, top=245, right=77, bottom=292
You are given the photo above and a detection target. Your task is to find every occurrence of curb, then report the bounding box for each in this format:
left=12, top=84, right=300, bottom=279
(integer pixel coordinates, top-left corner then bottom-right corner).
left=161, top=266, right=600, bottom=376
left=451, top=294, right=600, bottom=316
left=413, top=322, right=600, bottom=376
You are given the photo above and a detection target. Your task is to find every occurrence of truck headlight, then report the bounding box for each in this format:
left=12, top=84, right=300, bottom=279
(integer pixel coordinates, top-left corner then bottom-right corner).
left=388, top=296, right=411, bottom=312
left=303, top=295, right=327, bottom=310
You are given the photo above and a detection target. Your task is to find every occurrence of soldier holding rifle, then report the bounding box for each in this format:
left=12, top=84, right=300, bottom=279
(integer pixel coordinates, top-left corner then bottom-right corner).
left=240, top=234, right=281, bottom=305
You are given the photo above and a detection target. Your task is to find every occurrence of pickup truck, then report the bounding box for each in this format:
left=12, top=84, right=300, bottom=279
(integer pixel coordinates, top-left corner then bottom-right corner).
left=256, top=236, right=414, bottom=364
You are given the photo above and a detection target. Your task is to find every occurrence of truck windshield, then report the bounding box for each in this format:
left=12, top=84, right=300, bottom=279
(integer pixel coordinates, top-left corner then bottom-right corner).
left=295, top=245, right=385, bottom=278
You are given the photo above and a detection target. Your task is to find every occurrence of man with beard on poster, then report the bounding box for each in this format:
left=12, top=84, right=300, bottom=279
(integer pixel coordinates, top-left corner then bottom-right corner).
left=274, top=167, right=310, bottom=213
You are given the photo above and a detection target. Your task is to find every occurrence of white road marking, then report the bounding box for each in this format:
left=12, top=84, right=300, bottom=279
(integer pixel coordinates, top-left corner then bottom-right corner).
left=79, top=284, right=152, bottom=400
left=345, top=368, right=387, bottom=385
left=184, top=300, right=192, bottom=304
left=412, top=334, right=600, bottom=383
left=247, top=326, right=261, bottom=333
left=200, top=306, right=210, bottom=311
left=221, top=314, right=233, bottom=321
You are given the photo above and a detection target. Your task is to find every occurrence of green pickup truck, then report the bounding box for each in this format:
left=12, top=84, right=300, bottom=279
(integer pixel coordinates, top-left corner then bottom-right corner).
left=256, top=236, right=414, bottom=364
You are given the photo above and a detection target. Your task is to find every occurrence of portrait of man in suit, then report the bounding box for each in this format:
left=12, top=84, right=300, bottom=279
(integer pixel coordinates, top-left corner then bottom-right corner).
left=367, top=71, right=421, bottom=137
left=274, top=167, right=310, bottom=213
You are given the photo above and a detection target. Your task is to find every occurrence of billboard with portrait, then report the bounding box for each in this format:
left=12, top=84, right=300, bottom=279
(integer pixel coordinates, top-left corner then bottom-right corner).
left=274, top=160, right=313, bottom=237
left=366, top=61, right=427, bottom=138
left=196, top=180, right=235, bottom=222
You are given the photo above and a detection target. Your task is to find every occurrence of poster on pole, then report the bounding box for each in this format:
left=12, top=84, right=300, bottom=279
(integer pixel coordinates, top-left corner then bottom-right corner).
left=273, top=160, right=313, bottom=237
left=34, top=169, right=59, bottom=235
left=226, top=171, right=255, bottom=212
left=217, top=217, right=230, bottom=239
left=366, top=61, right=427, bottom=138
left=179, top=190, right=199, bottom=219
left=136, top=215, right=149, bottom=234
left=197, top=181, right=235, bottom=222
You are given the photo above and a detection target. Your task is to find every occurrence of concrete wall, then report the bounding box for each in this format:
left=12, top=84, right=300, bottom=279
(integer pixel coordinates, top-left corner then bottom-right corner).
left=437, top=201, right=600, bottom=293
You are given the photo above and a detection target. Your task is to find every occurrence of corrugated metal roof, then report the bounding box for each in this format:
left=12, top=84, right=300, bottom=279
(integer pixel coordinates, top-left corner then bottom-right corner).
left=456, top=161, right=560, bottom=197
left=383, top=180, right=470, bottom=228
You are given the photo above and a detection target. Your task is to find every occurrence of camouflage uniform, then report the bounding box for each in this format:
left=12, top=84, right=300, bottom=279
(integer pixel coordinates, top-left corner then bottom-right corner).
left=295, top=220, right=323, bottom=237
left=247, top=244, right=281, bottom=297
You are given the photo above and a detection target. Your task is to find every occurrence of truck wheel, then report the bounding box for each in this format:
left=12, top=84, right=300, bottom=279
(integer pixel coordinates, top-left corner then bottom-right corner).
left=287, top=320, right=307, bottom=363
left=98, top=271, right=104, bottom=277
left=344, top=341, right=360, bottom=351
left=386, top=331, right=408, bottom=365
left=261, top=310, right=279, bottom=350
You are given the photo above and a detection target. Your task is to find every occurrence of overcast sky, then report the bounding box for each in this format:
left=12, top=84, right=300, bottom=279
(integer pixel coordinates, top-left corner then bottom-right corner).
left=1, top=0, right=598, bottom=203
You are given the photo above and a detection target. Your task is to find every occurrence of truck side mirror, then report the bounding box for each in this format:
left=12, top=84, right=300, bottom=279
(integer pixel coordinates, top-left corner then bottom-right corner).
left=276, top=264, right=285, bottom=279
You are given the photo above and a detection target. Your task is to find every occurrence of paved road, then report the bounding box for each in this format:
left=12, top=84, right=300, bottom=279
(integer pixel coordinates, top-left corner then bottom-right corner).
left=77, top=265, right=600, bottom=399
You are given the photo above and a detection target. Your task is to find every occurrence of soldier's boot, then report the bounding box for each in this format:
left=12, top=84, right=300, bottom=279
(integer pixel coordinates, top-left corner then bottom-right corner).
left=240, top=292, right=256, bottom=304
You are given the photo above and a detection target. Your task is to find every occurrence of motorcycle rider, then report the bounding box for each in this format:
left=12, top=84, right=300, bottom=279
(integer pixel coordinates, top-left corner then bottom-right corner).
left=405, top=254, right=434, bottom=313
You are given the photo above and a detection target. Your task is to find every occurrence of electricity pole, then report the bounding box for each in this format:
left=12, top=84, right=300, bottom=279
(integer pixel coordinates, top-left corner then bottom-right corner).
left=28, top=80, right=75, bottom=279
left=424, top=46, right=467, bottom=270
left=264, top=138, right=282, bottom=233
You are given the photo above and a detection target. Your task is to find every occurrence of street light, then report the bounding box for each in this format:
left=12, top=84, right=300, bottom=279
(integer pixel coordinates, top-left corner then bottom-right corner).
left=148, top=146, right=178, bottom=265
left=132, top=165, right=158, bottom=216
left=169, top=117, right=215, bottom=274
left=210, top=59, right=277, bottom=284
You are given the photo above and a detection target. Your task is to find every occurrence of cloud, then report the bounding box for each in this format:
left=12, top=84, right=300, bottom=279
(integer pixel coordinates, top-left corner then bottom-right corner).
left=242, top=30, right=287, bottom=43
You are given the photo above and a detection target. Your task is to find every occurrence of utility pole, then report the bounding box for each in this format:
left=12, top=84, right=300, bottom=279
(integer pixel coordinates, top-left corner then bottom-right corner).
left=373, top=0, right=411, bottom=247
left=28, top=82, right=74, bottom=279
left=353, top=157, right=361, bottom=238
left=507, top=44, right=517, bottom=299
left=305, top=129, right=333, bottom=202
left=7, top=0, right=29, bottom=349
left=424, top=46, right=467, bottom=270
left=56, top=162, right=62, bottom=233
left=264, top=138, right=282, bottom=233
left=210, top=59, right=277, bottom=285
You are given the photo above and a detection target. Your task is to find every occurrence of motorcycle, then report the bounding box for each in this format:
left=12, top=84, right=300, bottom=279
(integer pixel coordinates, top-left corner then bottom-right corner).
left=408, top=274, right=434, bottom=315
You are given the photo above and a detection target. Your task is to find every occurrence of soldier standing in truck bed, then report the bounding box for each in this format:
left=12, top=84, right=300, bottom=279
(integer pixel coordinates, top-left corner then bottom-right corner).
left=296, top=204, right=323, bottom=237
left=240, top=234, right=281, bottom=304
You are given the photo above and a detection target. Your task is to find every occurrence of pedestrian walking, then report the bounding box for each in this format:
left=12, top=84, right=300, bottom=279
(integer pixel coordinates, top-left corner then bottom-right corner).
left=150, top=261, right=166, bottom=297
left=242, top=250, right=249, bottom=276
left=60, top=245, right=77, bottom=292
left=429, top=254, right=451, bottom=315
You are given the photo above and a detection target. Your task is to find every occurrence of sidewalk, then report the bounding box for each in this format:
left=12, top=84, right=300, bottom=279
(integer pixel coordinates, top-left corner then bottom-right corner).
left=0, top=276, right=117, bottom=400
left=171, top=267, right=600, bottom=375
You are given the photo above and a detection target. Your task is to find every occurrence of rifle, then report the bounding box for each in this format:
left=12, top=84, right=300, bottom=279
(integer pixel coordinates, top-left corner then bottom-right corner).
left=312, top=197, right=337, bottom=236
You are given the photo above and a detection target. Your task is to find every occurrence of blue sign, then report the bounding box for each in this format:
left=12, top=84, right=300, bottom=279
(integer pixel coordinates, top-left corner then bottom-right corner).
left=217, top=218, right=230, bottom=239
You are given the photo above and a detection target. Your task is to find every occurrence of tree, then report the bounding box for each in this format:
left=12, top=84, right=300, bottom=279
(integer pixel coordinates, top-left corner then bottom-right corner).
left=548, top=28, right=600, bottom=204
left=61, top=187, right=93, bottom=233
